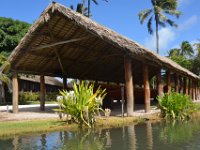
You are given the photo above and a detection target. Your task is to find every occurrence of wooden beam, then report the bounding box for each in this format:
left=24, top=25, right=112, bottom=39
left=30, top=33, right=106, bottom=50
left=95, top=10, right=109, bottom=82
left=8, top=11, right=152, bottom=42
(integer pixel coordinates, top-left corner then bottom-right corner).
left=166, top=70, right=171, bottom=93
left=34, top=37, right=87, bottom=50
left=47, top=25, right=66, bottom=75
left=185, top=77, right=188, bottom=95
left=143, top=64, right=150, bottom=113
left=124, top=55, right=134, bottom=116
left=12, top=72, right=19, bottom=113
left=40, top=75, right=46, bottom=111
left=156, top=69, right=163, bottom=97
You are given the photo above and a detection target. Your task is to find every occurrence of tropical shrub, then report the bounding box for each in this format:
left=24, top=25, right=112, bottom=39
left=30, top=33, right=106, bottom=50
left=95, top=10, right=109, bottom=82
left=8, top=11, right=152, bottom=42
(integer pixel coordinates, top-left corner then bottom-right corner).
left=19, top=92, right=39, bottom=104
left=19, top=91, right=59, bottom=104
left=158, top=92, right=198, bottom=120
left=55, top=81, right=106, bottom=128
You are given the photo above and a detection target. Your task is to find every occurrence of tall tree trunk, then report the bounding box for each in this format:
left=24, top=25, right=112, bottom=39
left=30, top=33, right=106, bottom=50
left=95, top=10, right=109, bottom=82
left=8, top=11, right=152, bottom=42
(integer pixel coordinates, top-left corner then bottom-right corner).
left=156, top=14, right=159, bottom=54
left=88, top=0, right=90, bottom=17
left=82, top=0, right=85, bottom=15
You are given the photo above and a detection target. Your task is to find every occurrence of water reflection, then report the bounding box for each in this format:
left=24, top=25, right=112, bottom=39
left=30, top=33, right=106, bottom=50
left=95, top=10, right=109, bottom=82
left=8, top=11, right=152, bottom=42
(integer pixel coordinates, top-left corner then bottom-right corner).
left=146, top=121, right=153, bottom=150
left=1, top=117, right=200, bottom=150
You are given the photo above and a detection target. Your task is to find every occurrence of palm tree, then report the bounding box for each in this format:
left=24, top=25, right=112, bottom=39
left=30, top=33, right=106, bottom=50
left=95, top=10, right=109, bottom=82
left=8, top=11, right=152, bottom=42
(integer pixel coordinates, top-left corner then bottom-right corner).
left=88, top=0, right=98, bottom=18
left=168, top=41, right=194, bottom=57
left=82, top=0, right=86, bottom=15
left=179, top=41, right=193, bottom=56
left=70, top=3, right=88, bottom=16
left=168, top=48, right=180, bottom=57
left=138, top=0, right=181, bottom=54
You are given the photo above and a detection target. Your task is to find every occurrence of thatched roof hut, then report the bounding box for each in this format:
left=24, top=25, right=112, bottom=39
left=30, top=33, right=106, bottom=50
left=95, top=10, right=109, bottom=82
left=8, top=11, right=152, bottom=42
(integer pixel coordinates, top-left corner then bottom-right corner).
left=7, top=2, right=200, bottom=114
left=8, top=2, right=199, bottom=83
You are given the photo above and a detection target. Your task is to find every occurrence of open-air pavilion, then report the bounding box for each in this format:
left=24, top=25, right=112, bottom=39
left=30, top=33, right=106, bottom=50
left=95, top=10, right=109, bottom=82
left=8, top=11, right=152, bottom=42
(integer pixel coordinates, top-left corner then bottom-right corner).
left=8, top=2, right=200, bottom=116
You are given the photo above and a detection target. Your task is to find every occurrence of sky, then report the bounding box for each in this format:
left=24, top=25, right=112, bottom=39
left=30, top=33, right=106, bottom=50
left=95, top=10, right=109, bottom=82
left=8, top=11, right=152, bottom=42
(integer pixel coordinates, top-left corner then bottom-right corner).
left=0, top=0, right=199, bottom=56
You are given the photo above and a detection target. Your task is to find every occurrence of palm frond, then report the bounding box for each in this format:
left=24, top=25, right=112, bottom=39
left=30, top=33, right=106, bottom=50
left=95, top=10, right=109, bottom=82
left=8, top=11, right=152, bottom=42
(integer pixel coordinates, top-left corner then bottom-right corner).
left=158, top=20, right=166, bottom=27
left=159, top=13, right=168, bottom=22
left=166, top=19, right=178, bottom=27
left=138, top=9, right=153, bottom=24
left=151, top=0, right=155, bottom=6
left=92, top=0, right=98, bottom=5
left=164, top=9, right=181, bottom=18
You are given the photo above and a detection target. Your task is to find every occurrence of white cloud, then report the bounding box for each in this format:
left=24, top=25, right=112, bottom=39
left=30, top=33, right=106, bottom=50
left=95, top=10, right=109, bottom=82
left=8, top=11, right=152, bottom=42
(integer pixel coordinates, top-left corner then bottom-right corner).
left=144, top=28, right=175, bottom=54
left=178, top=15, right=198, bottom=31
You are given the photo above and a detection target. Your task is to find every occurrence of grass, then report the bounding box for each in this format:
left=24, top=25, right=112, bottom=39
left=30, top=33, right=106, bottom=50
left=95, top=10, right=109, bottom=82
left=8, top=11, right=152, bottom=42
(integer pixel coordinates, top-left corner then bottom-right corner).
left=0, top=117, right=144, bottom=138
left=0, top=119, right=77, bottom=138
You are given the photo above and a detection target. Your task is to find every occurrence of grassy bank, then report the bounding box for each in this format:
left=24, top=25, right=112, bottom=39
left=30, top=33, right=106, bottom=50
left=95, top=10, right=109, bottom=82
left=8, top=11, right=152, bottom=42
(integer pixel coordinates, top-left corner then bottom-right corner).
left=0, top=117, right=144, bottom=138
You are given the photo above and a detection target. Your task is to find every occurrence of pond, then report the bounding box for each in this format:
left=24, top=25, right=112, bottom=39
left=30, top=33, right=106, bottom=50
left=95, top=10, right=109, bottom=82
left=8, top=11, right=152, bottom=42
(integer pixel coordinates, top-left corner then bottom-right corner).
left=1, top=117, right=200, bottom=150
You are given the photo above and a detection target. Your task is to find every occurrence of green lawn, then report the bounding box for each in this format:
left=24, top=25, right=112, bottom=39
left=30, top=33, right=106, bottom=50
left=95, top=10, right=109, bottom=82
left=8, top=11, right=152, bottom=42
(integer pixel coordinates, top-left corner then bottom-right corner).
left=0, top=117, right=142, bottom=138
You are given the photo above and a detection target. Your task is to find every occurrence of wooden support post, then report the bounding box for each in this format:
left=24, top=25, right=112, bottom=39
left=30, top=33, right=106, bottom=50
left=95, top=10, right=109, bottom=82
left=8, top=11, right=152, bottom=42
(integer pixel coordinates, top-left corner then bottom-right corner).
left=179, top=76, right=183, bottom=93
left=174, top=74, right=179, bottom=93
left=156, top=69, right=163, bottom=97
left=63, top=76, right=67, bottom=90
left=40, top=75, right=46, bottom=111
left=166, top=70, right=171, bottom=93
left=12, top=72, right=19, bottom=113
left=183, top=77, right=187, bottom=94
left=143, top=64, right=150, bottom=113
left=188, top=79, right=191, bottom=96
left=194, top=82, right=196, bottom=100
left=191, top=80, right=194, bottom=101
left=124, top=55, right=134, bottom=116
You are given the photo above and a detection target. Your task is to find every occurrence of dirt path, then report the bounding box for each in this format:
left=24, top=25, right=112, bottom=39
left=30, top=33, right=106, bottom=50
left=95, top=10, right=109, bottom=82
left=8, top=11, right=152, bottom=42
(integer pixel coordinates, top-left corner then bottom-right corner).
left=0, top=104, right=59, bottom=122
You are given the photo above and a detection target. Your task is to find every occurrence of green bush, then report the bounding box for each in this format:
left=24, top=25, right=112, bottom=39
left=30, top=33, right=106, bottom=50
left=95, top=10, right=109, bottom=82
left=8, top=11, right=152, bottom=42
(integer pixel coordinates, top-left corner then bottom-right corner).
left=19, top=91, right=59, bottom=104
left=46, top=92, right=59, bottom=101
left=19, top=92, right=40, bottom=104
left=158, top=92, right=198, bottom=120
left=54, top=81, right=106, bottom=128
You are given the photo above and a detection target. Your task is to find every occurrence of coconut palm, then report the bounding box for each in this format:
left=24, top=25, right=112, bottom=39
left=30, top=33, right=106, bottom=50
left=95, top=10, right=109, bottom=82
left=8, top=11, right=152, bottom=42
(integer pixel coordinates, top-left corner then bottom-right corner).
left=179, top=41, right=194, bottom=56
left=88, top=0, right=98, bottom=18
left=70, top=3, right=88, bottom=16
left=138, top=0, right=181, bottom=54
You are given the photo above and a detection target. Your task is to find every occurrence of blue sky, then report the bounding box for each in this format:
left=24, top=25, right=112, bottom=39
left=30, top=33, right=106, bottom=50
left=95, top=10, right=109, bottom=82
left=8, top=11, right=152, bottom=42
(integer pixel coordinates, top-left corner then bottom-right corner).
left=0, top=0, right=199, bottom=56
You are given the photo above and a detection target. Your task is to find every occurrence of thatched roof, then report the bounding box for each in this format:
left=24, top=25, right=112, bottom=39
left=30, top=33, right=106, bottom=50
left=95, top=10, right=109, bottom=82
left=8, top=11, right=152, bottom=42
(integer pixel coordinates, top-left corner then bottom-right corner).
left=19, top=75, right=62, bottom=87
left=8, top=2, right=200, bottom=83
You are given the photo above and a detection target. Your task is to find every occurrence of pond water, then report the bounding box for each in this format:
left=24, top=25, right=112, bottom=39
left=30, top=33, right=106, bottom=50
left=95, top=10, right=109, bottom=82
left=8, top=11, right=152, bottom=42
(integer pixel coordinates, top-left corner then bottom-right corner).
left=1, top=117, right=200, bottom=150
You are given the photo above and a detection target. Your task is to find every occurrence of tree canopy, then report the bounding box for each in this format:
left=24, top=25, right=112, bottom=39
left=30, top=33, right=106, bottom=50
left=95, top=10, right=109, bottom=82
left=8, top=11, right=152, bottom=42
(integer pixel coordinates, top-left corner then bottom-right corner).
left=0, top=17, right=30, bottom=56
left=138, top=0, right=181, bottom=54
left=168, top=40, right=200, bottom=75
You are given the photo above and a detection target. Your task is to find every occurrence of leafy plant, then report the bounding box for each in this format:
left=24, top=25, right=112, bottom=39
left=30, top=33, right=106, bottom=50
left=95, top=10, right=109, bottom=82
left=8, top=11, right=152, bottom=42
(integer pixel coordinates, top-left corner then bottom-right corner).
left=19, top=91, right=40, bottom=104
left=19, top=91, right=59, bottom=104
left=55, top=81, right=106, bottom=128
left=158, top=92, right=198, bottom=120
